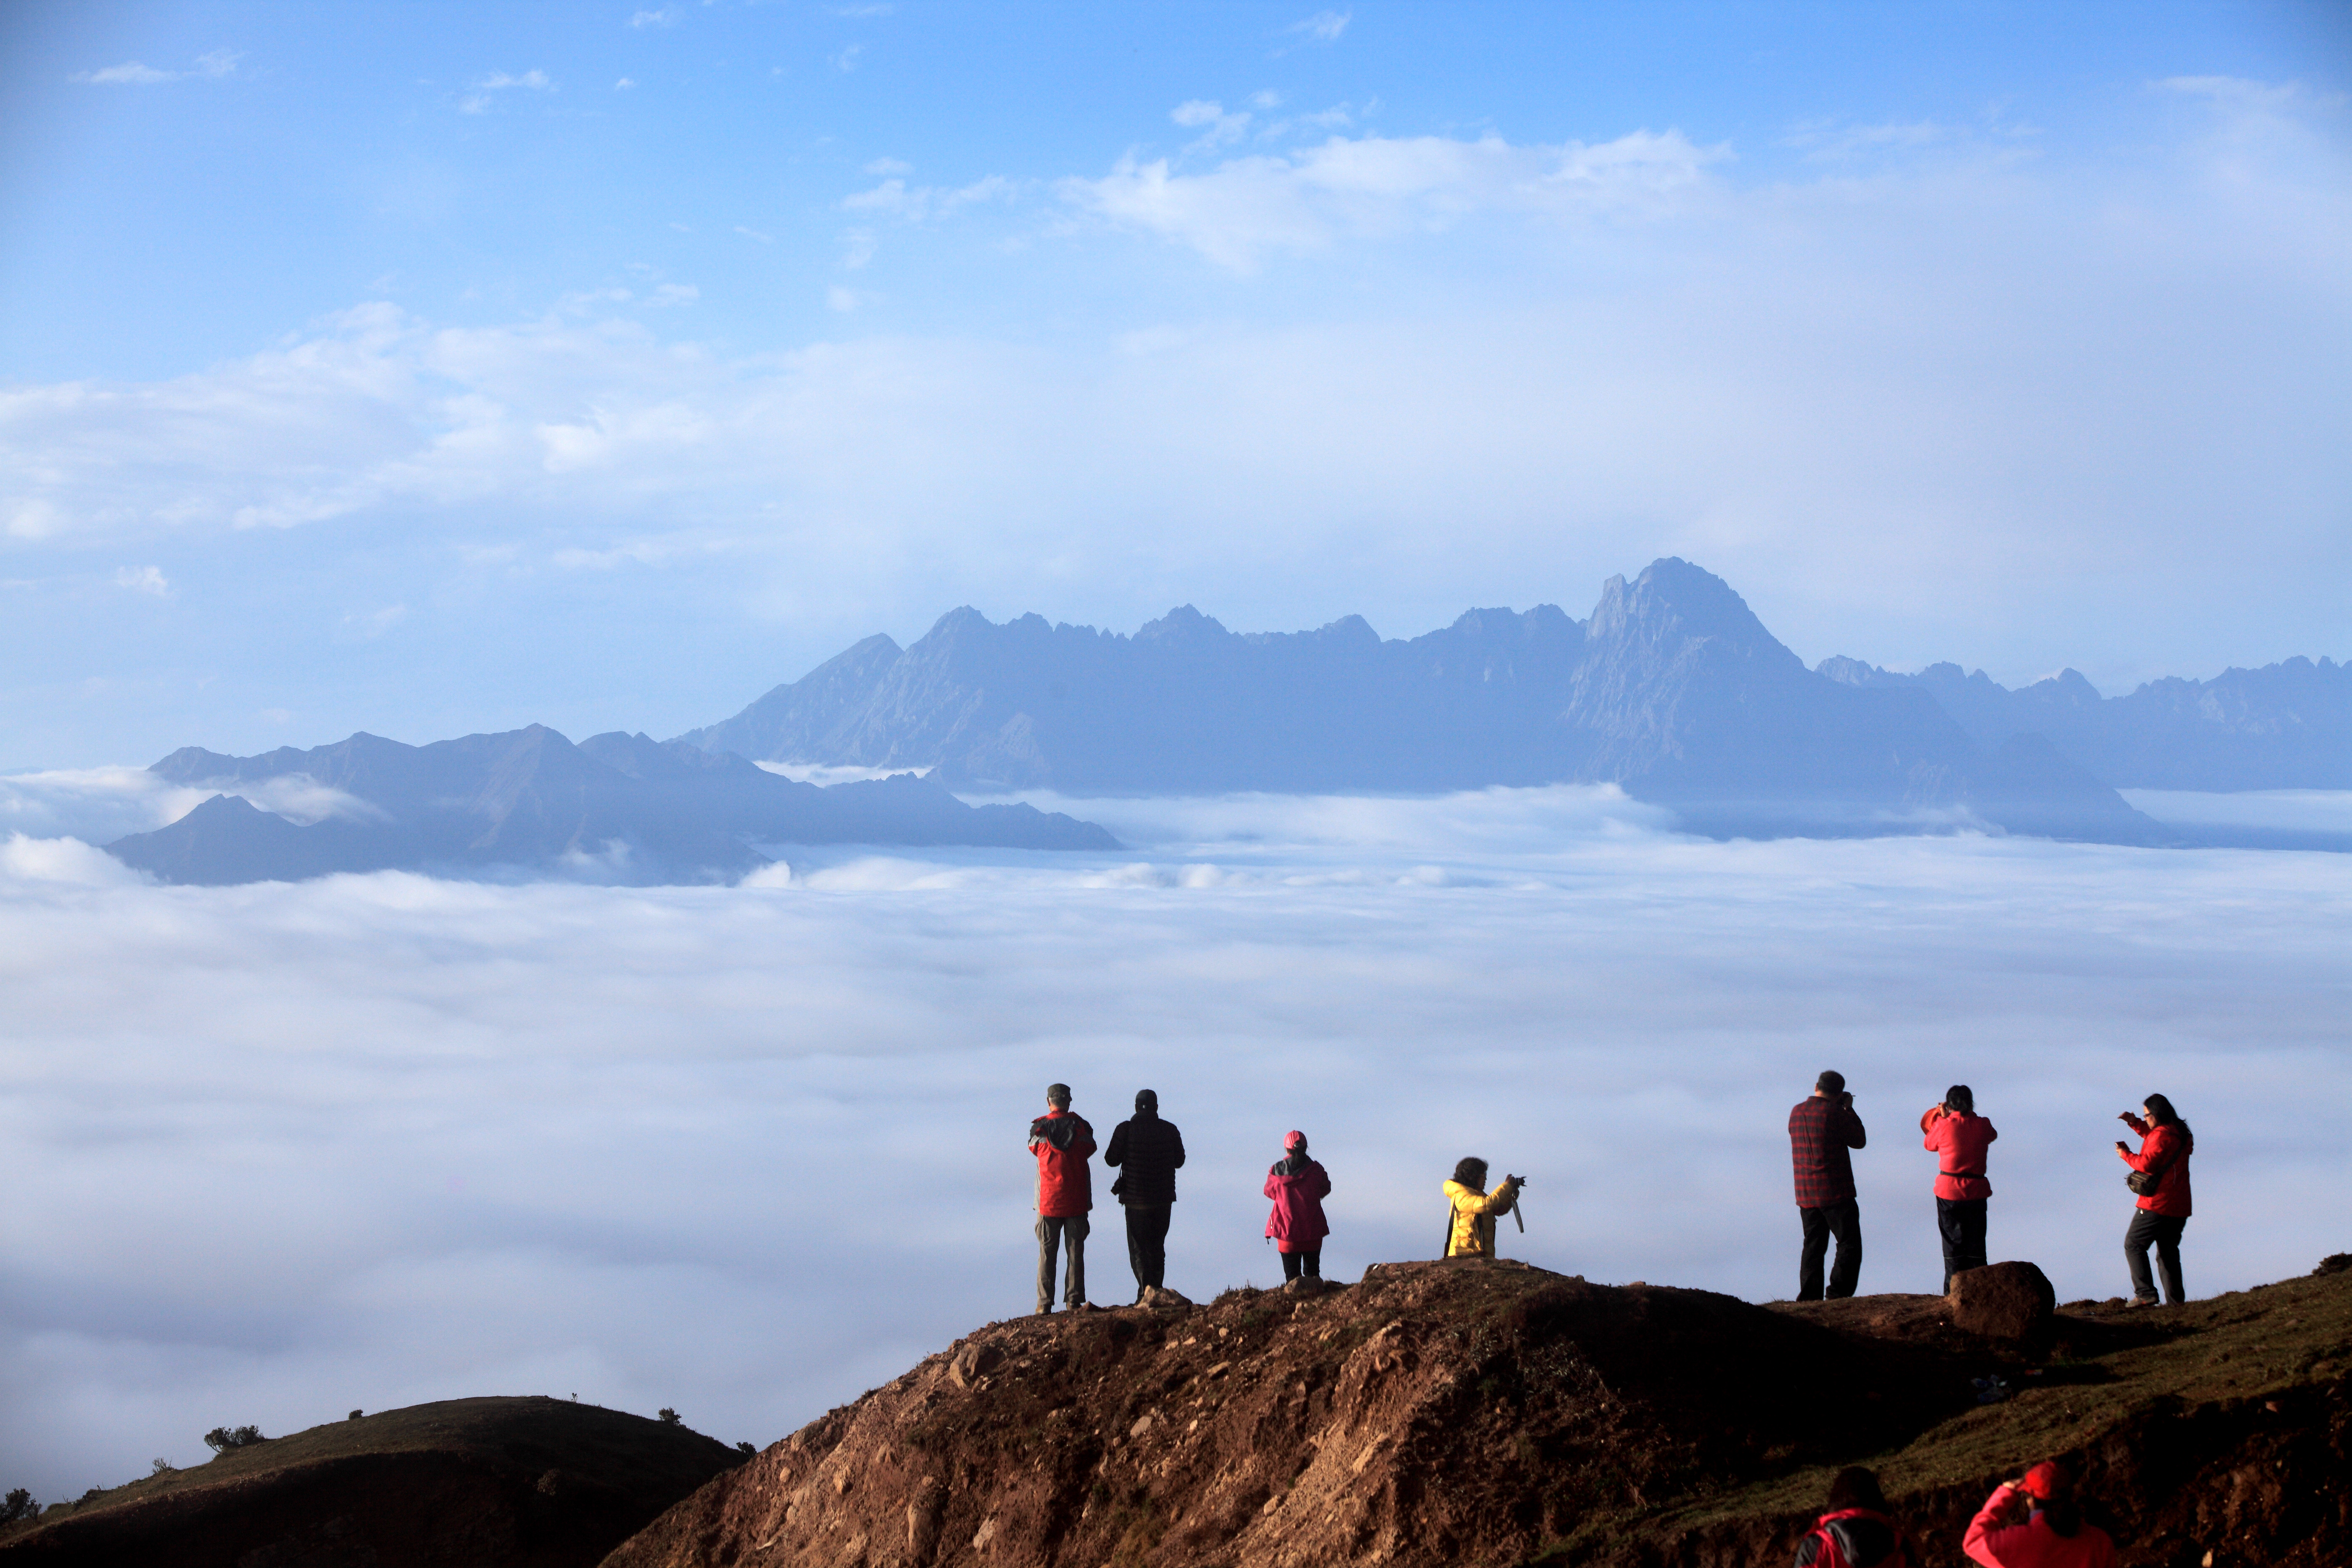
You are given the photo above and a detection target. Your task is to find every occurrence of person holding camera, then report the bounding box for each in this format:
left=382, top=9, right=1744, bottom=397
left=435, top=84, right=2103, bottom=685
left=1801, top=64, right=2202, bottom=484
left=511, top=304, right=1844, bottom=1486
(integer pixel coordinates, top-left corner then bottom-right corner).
left=1442, top=1157, right=1522, bottom=1259
left=1027, top=1082, right=1096, bottom=1315
left=1790, top=1070, right=1868, bottom=1300
left=1961, top=1460, right=2116, bottom=1566
left=2116, top=1093, right=2193, bottom=1307
left=1922, top=1084, right=1998, bottom=1293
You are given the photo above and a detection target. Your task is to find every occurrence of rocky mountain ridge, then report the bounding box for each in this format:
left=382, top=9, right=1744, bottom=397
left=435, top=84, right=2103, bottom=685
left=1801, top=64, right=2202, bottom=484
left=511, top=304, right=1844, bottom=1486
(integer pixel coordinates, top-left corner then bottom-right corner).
left=106, top=725, right=1116, bottom=886
left=680, top=560, right=2174, bottom=844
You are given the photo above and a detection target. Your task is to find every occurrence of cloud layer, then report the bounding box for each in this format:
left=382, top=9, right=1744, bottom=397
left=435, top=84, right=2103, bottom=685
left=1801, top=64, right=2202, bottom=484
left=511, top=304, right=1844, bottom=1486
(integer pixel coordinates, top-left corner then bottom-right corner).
left=3, top=79, right=2347, bottom=769
left=3, top=791, right=2346, bottom=1501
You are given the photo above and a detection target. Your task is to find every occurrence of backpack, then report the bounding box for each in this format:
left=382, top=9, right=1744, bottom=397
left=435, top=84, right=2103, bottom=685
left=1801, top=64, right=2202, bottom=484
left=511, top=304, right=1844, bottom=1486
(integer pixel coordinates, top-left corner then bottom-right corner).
left=1797, top=1509, right=1908, bottom=1568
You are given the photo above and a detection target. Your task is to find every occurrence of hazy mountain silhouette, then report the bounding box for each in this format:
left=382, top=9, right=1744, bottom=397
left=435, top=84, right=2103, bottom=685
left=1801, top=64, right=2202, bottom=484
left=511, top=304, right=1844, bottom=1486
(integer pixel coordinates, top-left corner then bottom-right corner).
left=678, top=559, right=2171, bottom=843
left=107, top=726, right=1117, bottom=886
left=1816, top=653, right=2352, bottom=790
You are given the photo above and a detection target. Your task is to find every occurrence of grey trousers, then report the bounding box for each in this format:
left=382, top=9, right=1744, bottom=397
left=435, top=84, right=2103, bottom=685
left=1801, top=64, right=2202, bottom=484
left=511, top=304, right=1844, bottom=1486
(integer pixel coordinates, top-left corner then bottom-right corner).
left=1035, top=1213, right=1088, bottom=1312
left=2125, top=1209, right=2187, bottom=1304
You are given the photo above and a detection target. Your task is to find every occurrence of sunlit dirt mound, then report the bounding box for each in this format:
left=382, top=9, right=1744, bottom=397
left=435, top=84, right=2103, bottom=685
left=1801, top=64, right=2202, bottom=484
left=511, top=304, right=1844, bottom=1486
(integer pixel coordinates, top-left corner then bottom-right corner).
left=0, top=1396, right=745, bottom=1568
left=601, top=1257, right=2352, bottom=1568
left=601, top=1259, right=1975, bottom=1568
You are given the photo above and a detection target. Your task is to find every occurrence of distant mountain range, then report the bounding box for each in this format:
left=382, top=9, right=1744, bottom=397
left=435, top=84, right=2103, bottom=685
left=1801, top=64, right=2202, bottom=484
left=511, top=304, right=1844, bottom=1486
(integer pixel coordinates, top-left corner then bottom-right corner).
left=678, top=558, right=2348, bottom=848
left=108, top=726, right=1115, bottom=886
left=1814, top=654, right=2350, bottom=791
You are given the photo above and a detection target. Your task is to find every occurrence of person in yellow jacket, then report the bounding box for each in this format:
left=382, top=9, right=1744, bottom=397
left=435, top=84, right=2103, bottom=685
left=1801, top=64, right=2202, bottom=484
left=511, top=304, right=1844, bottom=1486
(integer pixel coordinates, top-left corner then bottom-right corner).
left=1443, top=1157, right=1524, bottom=1258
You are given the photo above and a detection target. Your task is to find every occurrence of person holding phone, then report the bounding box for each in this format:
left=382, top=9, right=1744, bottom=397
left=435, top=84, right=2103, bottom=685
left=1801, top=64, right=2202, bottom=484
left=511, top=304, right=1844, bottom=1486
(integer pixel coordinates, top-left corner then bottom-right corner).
left=2116, top=1093, right=2193, bottom=1307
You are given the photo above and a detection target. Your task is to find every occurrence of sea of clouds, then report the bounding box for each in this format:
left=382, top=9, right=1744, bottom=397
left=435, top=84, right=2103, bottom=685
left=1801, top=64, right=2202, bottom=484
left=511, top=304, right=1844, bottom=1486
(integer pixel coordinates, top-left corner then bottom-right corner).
left=2, top=783, right=2348, bottom=1501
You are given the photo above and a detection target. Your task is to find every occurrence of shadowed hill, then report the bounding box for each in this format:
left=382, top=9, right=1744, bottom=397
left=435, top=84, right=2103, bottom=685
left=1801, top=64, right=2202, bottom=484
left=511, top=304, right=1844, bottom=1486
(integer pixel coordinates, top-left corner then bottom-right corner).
left=0, top=1397, right=747, bottom=1567
left=601, top=1258, right=2352, bottom=1568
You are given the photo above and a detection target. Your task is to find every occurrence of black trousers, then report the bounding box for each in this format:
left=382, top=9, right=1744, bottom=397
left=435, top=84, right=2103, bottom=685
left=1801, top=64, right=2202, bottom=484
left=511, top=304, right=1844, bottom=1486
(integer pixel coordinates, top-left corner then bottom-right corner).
left=2125, top=1209, right=2188, bottom=1304
left=1124, top=1202, right=1172, bottom=1296
left=1280, top=1249, right=1321, bottom=1282
left=1937, top=1197, right=1988, bottom=1292
left=1798, top=1201, right=1862, bottom=1301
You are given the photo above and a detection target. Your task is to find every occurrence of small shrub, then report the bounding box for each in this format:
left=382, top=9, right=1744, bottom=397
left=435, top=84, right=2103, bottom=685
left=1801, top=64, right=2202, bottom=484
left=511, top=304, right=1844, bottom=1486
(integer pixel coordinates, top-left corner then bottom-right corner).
left=79, top=1488, right=103, bottom=1503
left=348, top=1410, right=363, bottom=1421
left=2, top=1489, right=36, bottom=1523
left=149, top=1459, right=175, bottom=1477
left=735, top=1441, right=755, bottom=1456
left=202, top=1425, right=264, bottom=1454
left=657, top=1408, right=681, bottom=1426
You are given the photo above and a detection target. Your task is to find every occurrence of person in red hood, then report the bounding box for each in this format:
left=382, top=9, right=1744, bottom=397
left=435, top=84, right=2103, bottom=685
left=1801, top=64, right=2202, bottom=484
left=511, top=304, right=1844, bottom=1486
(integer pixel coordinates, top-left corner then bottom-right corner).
left=1793, top=1465, right=1910, bottom=1567
left=2116, top=1092, right=2193, bottom=1307
left=1962, top=1461, right=2116, bottom=1567
left=1028, top=1082, right=1096, bottom=1315
left=1921, top=1084, right=1997, bottom=1293
left=1263, top=1130, right=1331, bottom=1282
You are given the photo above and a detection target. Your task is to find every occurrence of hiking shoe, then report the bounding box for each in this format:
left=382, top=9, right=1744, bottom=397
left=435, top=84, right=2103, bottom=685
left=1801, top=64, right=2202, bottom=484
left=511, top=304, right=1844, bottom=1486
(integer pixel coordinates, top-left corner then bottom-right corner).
left=2125, top=1295, right=2160, bottom=1310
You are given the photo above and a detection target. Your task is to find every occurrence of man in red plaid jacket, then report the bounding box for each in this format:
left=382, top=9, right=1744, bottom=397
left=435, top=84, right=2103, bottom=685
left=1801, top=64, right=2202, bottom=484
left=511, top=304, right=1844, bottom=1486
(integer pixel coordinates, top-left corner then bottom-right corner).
left=1790, top=1070, right=1869, bottom=1300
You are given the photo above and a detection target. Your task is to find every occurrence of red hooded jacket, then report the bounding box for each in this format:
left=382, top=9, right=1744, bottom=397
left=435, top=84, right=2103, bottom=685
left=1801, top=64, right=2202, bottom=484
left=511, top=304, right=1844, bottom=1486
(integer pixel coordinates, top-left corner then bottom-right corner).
left=1029, top=1109, right=1096, bottom=1217
left=1921, top=1106, right=1997, bottom=1202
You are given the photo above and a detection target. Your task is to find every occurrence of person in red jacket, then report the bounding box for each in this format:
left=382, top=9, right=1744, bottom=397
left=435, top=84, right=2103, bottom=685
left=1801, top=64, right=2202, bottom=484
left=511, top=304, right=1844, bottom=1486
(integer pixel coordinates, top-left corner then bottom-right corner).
left=1028, top=1082, right=1096, bottom=1315
left=1962, top=1460, right=2116, bottom=1567
left=1263, top=1130, right=1331, bottom=1282
left=2116, top=1092, right=2192, bottom=1307
left=1921, top=1084, right=1998, bottom=1293
left=1792, top=1465, right=1910, bottom=1567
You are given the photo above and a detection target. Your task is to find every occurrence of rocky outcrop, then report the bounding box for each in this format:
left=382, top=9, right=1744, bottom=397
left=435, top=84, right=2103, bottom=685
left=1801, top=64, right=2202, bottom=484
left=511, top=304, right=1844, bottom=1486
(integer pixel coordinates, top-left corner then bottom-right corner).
left=604, top=1261, right=2352, bottom=1568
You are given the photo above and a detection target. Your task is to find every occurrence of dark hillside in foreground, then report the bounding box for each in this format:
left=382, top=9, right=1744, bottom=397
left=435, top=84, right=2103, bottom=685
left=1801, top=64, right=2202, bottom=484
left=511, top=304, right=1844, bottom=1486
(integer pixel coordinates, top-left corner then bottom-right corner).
left=0, top=1396, right=745, bottom=1567
left=678, top=559, right=2174, bottom=845
left=603, top=1256, right=2352, bottom=1568
left=105, top=725, right=1116, bottom=885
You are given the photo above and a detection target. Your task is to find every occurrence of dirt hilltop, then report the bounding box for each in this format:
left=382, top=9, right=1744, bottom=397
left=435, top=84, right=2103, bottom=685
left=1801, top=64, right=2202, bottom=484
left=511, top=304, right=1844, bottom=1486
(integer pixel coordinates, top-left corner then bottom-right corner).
left=0, top=1395, right=746, bottom=1567
left=602, top=1257, right=2352, bottom=1568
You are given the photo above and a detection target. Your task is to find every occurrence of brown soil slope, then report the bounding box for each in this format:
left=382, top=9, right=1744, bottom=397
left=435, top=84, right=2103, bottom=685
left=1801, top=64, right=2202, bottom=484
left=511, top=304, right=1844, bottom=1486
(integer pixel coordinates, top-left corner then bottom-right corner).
left=602, top=1258, right=2352, bottom=1568
left=0, top=1396, right=746, bottom=1568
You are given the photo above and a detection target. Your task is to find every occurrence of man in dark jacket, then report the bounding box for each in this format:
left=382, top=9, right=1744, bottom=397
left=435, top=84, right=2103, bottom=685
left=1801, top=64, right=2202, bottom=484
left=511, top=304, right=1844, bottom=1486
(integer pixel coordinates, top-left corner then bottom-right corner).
left=1104, top=1088, right=1186, bottom=1302
left=1790, top=1070, right=1868, bottom=1301
left=1028, top=1083, right=1096, bottom=1314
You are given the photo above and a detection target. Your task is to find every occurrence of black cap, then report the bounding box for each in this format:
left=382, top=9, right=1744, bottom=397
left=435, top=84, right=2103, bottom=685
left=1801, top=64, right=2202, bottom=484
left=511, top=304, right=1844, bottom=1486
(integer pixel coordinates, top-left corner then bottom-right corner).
left=1135, top=1088, right=1158, bottom=1113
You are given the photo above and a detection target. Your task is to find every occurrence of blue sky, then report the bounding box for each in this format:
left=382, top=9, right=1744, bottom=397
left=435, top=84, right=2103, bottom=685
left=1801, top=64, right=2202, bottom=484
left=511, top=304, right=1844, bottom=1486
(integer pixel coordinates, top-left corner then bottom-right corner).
left=2, top=1, right=2348, bottom=768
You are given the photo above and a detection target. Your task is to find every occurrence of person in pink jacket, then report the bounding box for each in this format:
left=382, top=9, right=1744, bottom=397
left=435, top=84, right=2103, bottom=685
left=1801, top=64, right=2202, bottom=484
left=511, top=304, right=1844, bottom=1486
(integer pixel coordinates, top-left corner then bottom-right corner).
left=1962, top=1461, right=2115, bottom=1567
left=1921, top=1084, right=1997, bottom=1293
left=1262, top=1130, right=1331, bottom=1282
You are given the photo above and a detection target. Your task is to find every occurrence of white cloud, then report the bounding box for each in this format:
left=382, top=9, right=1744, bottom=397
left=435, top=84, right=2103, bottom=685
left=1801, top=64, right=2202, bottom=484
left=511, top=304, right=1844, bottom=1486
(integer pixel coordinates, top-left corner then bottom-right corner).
left=628, top=8, right=681, bottom=27
left=835, top=3, right=895, bottom=15
left=1171, top=98, right=1253, bottom=152
left=1058, top=128, right=1725, bottom=270
left=112, top=565, right=170, bottom=596
left=863, top=156, right=912, bottom=176
left=0, top=796, right=2343, bottom=1501
left=831, top=44, right=863, bottom=72
left=615, top=77, right=637, bottom=90
left=825, top=285, right=867, bottom=312
left=645, top=283, right=699, bottom=307
left=1286, top=9, right=1350, bottom=44
left=69, top=52, right=237, bottom=87
left=840, top=173, right=1014, bottom=222
left=0, top=93, right=2342, bottom=692
left=462, top=69, right=554, bottom=111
